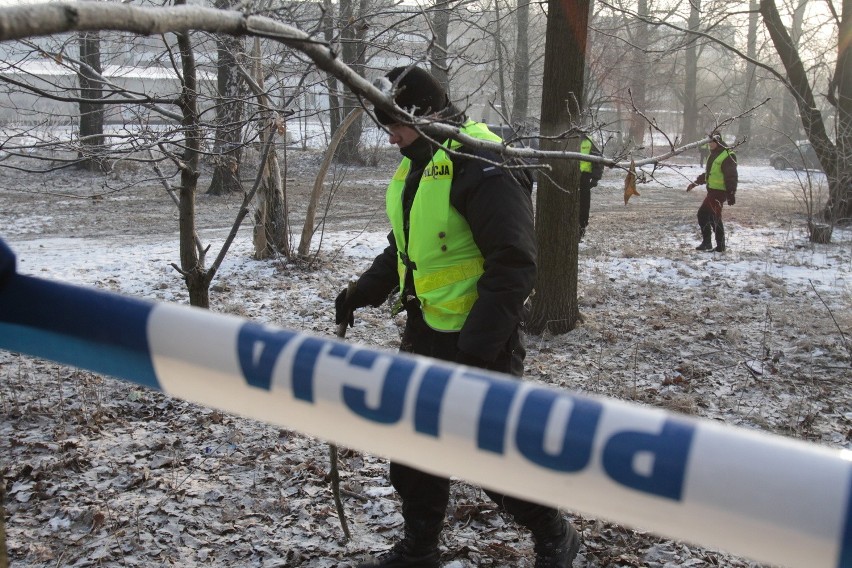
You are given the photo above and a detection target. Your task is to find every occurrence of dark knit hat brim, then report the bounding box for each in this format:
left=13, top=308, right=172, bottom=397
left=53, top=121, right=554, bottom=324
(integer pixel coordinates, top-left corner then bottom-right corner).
left=375, top=66, right=449, bottom=126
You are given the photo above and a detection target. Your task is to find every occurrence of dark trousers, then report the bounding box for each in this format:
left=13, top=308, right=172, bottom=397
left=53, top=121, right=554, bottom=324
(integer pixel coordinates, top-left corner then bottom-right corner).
left=391, top=310, right=562, bottom=542
left=578, top=186, right=591, bottom=234
left=578, top=173, right=595, bottom=236
left=697, top=190, right=726, bottom=246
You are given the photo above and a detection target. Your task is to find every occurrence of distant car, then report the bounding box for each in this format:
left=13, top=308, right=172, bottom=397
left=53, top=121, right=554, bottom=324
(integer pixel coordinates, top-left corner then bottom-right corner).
left=487, top=124, right=540, bottom=150
left=770, top=141, right=822, bottom=171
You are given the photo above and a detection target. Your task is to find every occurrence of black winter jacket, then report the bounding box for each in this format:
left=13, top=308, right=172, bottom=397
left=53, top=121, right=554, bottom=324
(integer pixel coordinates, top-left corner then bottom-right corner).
left=353, top=135, right=537, bottom=363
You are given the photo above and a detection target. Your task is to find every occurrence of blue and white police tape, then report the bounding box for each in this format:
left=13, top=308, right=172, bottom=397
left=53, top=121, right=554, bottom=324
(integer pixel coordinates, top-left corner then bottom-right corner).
left=0, top=238, right=849, bottom=568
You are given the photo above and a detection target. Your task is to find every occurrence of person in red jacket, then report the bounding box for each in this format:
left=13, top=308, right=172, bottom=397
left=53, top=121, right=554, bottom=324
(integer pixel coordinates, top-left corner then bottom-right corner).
left=687, top=133, right=738, bottom=252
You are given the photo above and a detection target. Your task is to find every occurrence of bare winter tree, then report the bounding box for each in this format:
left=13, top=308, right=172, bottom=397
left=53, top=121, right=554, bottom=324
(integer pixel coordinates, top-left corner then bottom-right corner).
left=759, top=0, right=851, bottom=224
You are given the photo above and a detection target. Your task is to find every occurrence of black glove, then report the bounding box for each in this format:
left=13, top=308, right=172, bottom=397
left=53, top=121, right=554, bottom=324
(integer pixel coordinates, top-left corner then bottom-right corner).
left=455, top=349, right=490, bottom=370
left=727, top=193, right=736, bottom=206
left=686, top=183, right=697, bottom=192
left=335, top=287, right=358, bottom=328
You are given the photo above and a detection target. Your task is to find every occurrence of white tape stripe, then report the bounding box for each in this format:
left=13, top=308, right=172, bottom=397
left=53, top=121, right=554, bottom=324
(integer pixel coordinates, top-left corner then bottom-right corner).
left=144, top=302, right=851, bottom=568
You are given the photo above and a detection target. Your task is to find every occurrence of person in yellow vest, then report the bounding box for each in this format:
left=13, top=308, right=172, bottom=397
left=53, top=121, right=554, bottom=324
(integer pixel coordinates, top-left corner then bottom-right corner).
left=334, top=66, right=581, bottom=568
left=687, top=132, right=738, bottom=252
left=578, top=136, right=604, bottom=240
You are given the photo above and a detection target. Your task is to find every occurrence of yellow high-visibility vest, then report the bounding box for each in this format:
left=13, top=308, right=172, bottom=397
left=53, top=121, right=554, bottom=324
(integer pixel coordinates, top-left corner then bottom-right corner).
left=707, top=149, right=734, bottom=191
left=386, top=120, right=501, bottom=331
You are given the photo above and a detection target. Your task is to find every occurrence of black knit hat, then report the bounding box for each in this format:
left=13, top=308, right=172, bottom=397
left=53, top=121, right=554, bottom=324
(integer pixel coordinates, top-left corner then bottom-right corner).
left=710, top=132, right=727, bottom=148
left=374, top=66, right=450, bottom=126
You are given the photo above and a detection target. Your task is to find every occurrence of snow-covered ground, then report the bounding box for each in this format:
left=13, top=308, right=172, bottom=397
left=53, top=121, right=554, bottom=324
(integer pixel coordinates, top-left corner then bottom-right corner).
left=1, top=153, right=850, bottom=567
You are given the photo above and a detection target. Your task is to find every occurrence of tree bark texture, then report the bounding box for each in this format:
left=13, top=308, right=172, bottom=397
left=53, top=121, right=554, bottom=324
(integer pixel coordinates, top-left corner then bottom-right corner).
left=77, top=30, right=106, bottom=172
left=680, top=0, right=699, bottom=145
left=429, top=0, right=450, bottom=91
left=627, top=0, right=648, bottom=147
left=510, top=0, right=530, bottom=127
left=175, top=18, right=209, bottom=308
left=736, top=0, right=759, bottom=144
left=527, top=0, right=589, bottom=336
left=779, top=0, right=808, bottom=142
left=334, top=0, right=367, bottom=165
left=493, top=0, right=508, bottom=118
left=250, top=38, right=290, bottom=259
left=322, top=0, right=342, bottom=135
left=207, top=32, right=245, bottom=196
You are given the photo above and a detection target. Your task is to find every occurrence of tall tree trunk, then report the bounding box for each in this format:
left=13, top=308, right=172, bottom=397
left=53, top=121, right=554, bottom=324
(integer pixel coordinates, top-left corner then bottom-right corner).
left=680, top=0, right=700, bottom=144
left=250, top=38, right=290, bottom=259
left=510, top=0, right=530, bottom=127
left=778, top=0, right=808, bottom=142
left=527, top=0, right=589, bottom=335
left=335, top=0, right=366, bottom=164
left=175, top=8, right=208, bottom=307
left=207, top=29, right=244, bottom=195
left=628, top=0, right=649, bottom=147
left=78, top=30, right=106, bottom=172
left=829, top=0, right=852, bottom=221
left=737, top=0, right=759, bottom=144
left=323, top=0, right=342, bottom=135
left=493, top=0, right=508, bottom=118
left=429, top=0, right=450, bottom=91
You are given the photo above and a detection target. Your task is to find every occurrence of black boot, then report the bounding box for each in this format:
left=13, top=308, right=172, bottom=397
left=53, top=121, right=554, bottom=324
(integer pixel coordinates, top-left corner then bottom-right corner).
left=696, top=226, right=713, bottom=251
left=533, top=518, right=581, bottom=568
left=714, top=223, right=726, bottom=252
left=355, top=525, right=440, bottom=568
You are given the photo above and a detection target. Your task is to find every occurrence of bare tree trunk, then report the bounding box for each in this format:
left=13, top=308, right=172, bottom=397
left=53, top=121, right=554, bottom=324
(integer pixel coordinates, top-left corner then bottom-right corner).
left=737, top=0, right=759, bottom=144
left=527, top=0, right=589, bottom=335
left=680, top=0, right=700, bottom=145
left=778, top=0, right=808, bottom=143
left=298, top=108, right=363, bottom=257
left=334, top=0, right=366, bottom=164
left=322, top=0, right=342, bottom=135
left=627, top=0, right=649, bottom=147
left=493, top=0, right=508, bottom=118
left=174, top=6, right=209, bottom=308
left=207, top=27, right=245, bottom=195
left=828, top=0, right=852, bottom=221
left=429, top=0, right=450, bottom=91
left=249, top=38, right=290, bottom=259
left=510, top=0, right=530, bottom=127
left=78, top=30, right=106, bottom=172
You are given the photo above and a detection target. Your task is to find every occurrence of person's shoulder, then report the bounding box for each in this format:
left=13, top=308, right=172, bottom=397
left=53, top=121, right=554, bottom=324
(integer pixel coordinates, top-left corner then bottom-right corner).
left=451, top=148, right=506, bottom=180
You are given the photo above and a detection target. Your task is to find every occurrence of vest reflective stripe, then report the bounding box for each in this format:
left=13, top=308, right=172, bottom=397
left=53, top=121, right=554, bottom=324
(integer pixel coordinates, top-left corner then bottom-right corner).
left=580, top=137, right=593, bottom=173
left=707, top=150, right=733, bottom=191
left=386, top=121, right=501, bottom=331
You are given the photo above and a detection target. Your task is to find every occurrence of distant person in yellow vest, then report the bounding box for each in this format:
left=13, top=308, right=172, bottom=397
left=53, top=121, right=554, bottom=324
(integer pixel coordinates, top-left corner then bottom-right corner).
left=687, top=132, right=738, bottom=252
left=578, top=136, right=605, bottom=240
left=334, top=66, right=581, bottom=568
